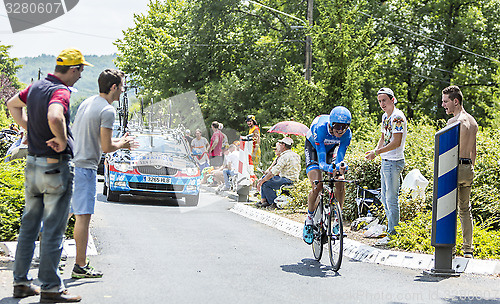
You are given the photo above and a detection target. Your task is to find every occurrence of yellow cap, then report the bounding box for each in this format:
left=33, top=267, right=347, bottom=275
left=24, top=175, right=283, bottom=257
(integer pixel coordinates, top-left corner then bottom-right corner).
left=56, top=48, right=93, bottom=67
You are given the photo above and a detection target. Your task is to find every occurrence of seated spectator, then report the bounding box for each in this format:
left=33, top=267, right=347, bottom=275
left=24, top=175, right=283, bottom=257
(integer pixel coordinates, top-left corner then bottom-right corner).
left=263, top=142, right=282, bottom=175
left=211, top=146, right=237, bottom=188
left=221, top=144, right=239, bottom=191
left=256, top=137, right=300, bottom=209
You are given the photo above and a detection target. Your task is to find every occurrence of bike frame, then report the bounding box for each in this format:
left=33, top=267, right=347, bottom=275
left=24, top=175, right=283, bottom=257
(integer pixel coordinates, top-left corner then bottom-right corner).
left=312, top=173, right=357, bottom=271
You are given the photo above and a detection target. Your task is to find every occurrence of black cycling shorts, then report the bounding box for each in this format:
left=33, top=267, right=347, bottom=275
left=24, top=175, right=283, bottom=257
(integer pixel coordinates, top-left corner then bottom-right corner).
left=304, top=140, right=336, bottom=173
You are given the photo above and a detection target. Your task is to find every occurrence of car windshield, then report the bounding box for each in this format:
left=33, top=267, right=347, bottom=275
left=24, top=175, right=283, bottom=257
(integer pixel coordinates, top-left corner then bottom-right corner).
left=134, top=134, right=188, bottom=154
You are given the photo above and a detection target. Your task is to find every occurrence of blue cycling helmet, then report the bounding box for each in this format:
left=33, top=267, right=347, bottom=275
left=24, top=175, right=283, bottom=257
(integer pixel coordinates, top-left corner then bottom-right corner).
left=329, top=106, right=352, bottom=125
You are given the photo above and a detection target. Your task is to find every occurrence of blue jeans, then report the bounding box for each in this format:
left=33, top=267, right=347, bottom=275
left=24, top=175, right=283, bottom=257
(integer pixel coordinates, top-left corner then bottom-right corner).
left=223, top=169, right=236, bottom=188
left=380, top=159, right=404, bottom=235
left=14, top=155, right=74, bottom=292
left=261, top=176, right=293, bottom=205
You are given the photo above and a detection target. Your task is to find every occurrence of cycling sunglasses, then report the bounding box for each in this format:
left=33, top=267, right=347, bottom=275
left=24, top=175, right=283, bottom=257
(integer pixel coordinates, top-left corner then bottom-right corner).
left=330, top=123, right=349, bottom=131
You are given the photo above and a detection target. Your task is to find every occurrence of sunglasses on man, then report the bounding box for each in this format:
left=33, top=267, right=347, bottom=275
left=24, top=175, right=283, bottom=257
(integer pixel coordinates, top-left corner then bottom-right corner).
left=330, top=123, right=349, bottom=131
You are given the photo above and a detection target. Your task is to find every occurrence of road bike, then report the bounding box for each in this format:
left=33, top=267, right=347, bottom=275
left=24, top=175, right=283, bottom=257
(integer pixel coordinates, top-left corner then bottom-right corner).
left=311, top=174, right=357, bottom=271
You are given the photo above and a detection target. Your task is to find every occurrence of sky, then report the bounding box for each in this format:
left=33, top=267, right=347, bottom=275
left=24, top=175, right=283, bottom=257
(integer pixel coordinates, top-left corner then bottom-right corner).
left=0, top=0, right=151, bottom=58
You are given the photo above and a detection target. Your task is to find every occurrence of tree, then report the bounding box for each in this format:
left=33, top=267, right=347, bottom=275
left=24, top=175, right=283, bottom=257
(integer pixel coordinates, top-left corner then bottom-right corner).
left=310, top=0, right=380, bottom=128
left=0, top=44, right=21, bottom=112
left=0, top=74, right=17, bottom=105
left=368, top=0, right=500, bottom=126
left=0, top=44, right=20, bottom=83
left=116, top=0, right=309, bottom=131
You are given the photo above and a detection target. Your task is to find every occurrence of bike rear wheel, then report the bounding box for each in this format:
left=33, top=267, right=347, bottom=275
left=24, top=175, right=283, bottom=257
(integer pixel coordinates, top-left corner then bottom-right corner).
left=327, top=200, right=343, bottom=271
left=312, top=196, right=324, bottom=261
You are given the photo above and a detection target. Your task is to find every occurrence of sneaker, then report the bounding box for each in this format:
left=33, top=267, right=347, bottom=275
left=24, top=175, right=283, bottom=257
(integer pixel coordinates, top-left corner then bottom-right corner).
left=303, top=224, right=314, bottom=245
left=375, top=236, right=391, bottom=246
left=71, top=262, right=103, bottom=279
left=464, top=252, right=474, bottom=259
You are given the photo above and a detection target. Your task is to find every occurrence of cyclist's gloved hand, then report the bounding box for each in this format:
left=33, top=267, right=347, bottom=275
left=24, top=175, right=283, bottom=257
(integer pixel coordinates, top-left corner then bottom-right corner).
left=336, top=161, right=349, bottom=173
left=319, top=163, right=330, bottom=172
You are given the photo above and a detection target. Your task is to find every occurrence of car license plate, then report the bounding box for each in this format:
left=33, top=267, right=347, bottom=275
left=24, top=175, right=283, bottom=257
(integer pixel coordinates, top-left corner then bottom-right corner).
left=144, top=176, right=172, bottom=184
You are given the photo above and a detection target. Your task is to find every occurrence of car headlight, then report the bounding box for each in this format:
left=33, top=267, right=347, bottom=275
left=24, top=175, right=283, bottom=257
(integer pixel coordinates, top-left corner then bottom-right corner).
left=109, top=150, right=131, bottom=172
left=114, top=162, right=132, bottom=172
left=181, top=167, right=199, bottom=176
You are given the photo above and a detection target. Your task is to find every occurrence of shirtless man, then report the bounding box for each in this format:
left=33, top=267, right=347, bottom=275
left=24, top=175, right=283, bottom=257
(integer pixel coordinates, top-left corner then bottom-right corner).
left=441, top=85, right=478, bottom=259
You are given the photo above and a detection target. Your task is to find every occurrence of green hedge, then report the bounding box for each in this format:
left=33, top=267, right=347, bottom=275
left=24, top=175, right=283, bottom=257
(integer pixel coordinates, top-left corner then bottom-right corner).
left=0, top=160, right=75, bottom=241
left=0, top=160, right=25, bottom=241
left=471, top=128, right=500, bottom=228
left=392, top=211, right=500, bottom=259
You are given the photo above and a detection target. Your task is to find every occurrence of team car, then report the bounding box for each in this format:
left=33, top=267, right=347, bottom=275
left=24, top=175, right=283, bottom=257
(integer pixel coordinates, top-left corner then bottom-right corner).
left=103, top=128, right=201, bottom=206
left=97, top=122, right=121, bottom=175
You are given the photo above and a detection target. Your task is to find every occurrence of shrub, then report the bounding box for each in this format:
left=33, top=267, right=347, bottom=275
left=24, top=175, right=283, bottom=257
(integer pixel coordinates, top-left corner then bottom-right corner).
left=398, top=188, right=431, bottom=222
left=0, top=160, right=75, bottom=241
left=470, top=224, right=500, bottom=260
left=472, top=128, right=500, bottom=229
left=285, top=177, right=310, bottom=212
left=392, top=211, right=500, bottom=259
left=392, top=211, right=433, bottom=254
left=0, top=160, right=25, bottom=241
left=343, top=156, right=381, bottom=221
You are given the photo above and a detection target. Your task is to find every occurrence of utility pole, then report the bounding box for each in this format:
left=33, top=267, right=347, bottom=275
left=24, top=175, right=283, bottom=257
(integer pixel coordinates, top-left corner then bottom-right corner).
left=305, top=0, right=313, bottom=82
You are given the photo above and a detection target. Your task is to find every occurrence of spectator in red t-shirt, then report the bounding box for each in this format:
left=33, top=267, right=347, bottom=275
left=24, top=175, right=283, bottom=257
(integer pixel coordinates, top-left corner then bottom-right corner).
left=208, top=121, right=224, bottom=167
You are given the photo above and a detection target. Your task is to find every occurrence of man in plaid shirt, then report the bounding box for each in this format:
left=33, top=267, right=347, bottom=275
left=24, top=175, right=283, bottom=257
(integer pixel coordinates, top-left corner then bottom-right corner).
left=256, top=137, right=300, bottom=209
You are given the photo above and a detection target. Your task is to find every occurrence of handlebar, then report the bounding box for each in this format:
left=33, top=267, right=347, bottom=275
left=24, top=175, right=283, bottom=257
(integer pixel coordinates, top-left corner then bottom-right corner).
left=314, top=178, right=359, bottom=185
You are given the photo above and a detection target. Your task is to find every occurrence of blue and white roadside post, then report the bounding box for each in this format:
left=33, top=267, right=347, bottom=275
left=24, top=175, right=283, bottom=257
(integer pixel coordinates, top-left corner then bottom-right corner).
left=426, top=121, right=460, bottom=276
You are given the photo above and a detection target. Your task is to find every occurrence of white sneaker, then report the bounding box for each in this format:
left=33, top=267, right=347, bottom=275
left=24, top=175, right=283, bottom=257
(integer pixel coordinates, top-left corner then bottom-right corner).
left=375, top=236, right=391, bottom=246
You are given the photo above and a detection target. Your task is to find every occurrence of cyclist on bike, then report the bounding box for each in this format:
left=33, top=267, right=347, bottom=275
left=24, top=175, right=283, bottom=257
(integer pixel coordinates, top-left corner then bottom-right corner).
left=303, top=106, right=352, bottom=244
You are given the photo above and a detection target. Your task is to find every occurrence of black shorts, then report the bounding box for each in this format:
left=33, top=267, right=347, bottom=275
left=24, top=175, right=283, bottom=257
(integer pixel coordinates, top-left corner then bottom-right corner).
left=304, top=140, right=336, bottom=173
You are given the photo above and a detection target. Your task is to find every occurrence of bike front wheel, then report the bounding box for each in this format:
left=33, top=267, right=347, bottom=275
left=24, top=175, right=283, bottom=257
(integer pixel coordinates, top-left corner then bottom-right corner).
left=312, top=197, right=324, bottom=261
left=327, top=200, right=343, bottom=271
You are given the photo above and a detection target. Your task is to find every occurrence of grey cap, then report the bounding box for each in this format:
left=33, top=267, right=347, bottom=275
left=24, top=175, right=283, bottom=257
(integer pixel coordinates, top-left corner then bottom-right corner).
left=377, top=87, right=397, bottom=103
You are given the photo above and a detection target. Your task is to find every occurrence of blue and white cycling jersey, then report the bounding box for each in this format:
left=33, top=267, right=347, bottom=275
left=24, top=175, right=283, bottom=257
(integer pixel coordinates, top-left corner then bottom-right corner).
left=306, top=115, right=352, bottom=172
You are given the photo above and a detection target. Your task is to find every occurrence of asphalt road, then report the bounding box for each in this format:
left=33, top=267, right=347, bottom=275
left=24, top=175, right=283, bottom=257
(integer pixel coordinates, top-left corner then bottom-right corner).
left=1, top=182, right=500, bottom=303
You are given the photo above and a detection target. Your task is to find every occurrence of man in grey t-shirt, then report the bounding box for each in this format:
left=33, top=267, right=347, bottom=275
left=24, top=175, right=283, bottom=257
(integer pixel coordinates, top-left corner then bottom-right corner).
left=70, top=69, right=134, bottom=278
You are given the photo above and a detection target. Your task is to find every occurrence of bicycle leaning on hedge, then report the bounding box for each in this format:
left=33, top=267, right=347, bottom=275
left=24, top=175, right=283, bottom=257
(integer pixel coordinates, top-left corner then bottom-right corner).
left=311, top=173, right=357, bottom=271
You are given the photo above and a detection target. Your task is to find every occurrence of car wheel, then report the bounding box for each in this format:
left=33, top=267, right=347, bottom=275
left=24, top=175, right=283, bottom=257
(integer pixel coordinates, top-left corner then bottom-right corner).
left=184, top=194, right=199, bottom=206
left=107, top=189, right=120, bottom=202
